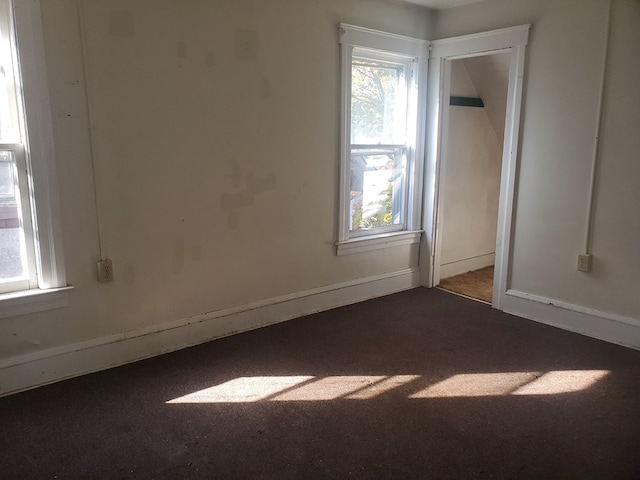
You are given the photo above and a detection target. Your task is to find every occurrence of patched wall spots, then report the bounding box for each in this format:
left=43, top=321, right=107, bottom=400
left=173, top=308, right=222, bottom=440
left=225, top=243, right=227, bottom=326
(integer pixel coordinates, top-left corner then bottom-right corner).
left=234, top=28, right=259, bottom=61
left=230, top=159, right=242, bottom=188
left=260, top=78, right=271, bottom=100
left=220, top=190, right=255, bottom=211
left=109, top=11, right=135, bottom=38
left=245, top=172, right=277, bottom=194
left=221, top=161, right=277, bottom=229
left=176, top=41, right=189, bottom=59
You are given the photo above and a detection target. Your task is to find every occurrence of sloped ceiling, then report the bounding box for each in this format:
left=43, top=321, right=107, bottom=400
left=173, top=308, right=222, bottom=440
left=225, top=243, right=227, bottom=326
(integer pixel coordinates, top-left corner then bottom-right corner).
left=462, top=53, right=510, bottom=144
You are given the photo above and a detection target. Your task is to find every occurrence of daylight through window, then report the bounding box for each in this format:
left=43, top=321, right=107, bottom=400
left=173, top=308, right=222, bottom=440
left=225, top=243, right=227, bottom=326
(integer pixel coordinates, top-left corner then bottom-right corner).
left=337, top=25, right=428, bottom=255
left=0, top=0, right=36, bottom=293
left=350, top=54, right=410, bottom=234
left=0, top=0, right=68, bottom=309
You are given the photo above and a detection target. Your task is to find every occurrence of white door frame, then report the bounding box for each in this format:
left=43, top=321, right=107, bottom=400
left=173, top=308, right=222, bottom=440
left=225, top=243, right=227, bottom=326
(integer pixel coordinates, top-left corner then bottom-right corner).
left=420, top=25, right=530, bottom=310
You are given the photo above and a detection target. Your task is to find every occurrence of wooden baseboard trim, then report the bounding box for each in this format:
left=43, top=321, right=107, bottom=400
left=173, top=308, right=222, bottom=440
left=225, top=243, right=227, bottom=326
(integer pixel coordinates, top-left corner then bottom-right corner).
left=0, top=268, right=420, bottom=397
left=503, top=289, right=640, bottom=350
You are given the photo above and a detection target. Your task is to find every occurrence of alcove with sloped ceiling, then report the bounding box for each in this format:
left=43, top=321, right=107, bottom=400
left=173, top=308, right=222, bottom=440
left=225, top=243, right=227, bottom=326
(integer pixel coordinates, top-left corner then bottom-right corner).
left=437, top=52, right=510, bottom=302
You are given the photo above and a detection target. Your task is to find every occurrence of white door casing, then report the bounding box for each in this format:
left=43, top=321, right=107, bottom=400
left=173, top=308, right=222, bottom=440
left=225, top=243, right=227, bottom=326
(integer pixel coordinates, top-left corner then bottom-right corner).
left=420, top=25, right=530, bottom=310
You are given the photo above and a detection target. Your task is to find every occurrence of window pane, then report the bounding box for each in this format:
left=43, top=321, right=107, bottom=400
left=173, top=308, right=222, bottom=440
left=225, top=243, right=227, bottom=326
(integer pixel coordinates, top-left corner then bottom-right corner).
left=0, top=151, right=25, bottom=279
left=350, top=149, right=406, bottom=231
left=351, top=58, right=407, bottom=145
left=0, top=10, right=20, bottom=143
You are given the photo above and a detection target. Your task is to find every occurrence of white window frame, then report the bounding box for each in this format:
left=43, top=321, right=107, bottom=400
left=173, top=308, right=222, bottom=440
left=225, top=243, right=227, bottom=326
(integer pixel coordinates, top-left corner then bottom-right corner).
left=0, top=0, right=70, bottom=318
left=336, top=24, right=428, bottom=256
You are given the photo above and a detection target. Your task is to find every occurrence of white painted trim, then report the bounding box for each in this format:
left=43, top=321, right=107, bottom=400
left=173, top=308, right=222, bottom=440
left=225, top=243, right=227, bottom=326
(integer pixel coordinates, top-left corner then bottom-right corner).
left=419, top=56, right=444, bottom=288
left=431, top=25, right=530, bottom=59
left=339, top=23, right=429, bottom=57
left=422, top=25, right=530, bottom=312
left=439, top=253, right=494, bottom=279
left=12, top=0, right=67, bottom=289
left=337, top=24, right=429, bottom=247
left=429, top=58, right=452, bottom=288
left=411, top=44, right=429, bottom=234
left=492, top=44, right=526, bottom=309
left=503, top=290, right=640, bottom=351
left=0, top=269, right=420, bottom=397
left=0, top=285, right=73, bottom=319
left=338, top=40, right=353, bottom=242
left=336, top=230, right=421, bottom=255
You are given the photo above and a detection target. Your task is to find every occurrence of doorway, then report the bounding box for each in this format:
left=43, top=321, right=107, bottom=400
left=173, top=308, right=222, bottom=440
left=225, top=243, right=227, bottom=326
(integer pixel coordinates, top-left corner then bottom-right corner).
left=420, top=25, right=530, bottom=310
left=436, top=53, right=510, bottom=303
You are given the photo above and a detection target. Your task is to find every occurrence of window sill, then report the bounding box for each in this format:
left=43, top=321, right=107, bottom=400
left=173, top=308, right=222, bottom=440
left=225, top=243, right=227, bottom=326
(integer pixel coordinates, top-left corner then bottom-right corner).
left=0, top=286, right=74, bottom=319
left=336, top=230, right=422, bottom=256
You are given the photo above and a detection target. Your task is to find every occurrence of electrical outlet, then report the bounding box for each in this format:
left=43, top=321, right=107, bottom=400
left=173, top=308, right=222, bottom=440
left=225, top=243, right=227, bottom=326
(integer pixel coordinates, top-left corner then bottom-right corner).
left=577, top=254, right=592, bottom=273
left=97, top=258, right=114, bottom=282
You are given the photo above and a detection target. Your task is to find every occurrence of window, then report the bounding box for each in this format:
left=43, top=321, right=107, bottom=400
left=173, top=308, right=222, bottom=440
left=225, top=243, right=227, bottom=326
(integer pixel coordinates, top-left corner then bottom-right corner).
left=0, top=1, right=36, bottom=294
left=0, top=0, right=69, bottom=315
left=337, top=24, right=428, bottom=255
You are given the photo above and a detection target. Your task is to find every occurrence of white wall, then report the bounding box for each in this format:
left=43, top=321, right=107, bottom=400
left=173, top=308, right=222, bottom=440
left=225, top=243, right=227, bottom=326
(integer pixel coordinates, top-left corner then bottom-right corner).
left=436, top=0, right=640, bottom=320
left=439, top=59, right=503, bottom=279
left=0, top=1, right=433, bottom=366
left=3, top=0, right=640, bottom=395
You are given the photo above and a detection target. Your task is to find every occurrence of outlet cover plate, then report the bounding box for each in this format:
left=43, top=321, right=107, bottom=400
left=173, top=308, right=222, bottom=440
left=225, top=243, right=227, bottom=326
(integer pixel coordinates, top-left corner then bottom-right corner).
left=97, top=258, right=114, bottom=282
left=577, top=254, right=592, bottom=273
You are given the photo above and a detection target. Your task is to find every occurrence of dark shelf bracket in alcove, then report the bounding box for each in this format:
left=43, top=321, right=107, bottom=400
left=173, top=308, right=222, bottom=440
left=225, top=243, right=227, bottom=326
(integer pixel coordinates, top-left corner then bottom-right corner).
left=450, top=96, right=484, bottom=107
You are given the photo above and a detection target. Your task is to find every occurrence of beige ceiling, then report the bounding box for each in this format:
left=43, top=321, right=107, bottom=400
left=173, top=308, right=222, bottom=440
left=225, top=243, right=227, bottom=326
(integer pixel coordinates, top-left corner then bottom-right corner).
left=402, top=0, right=487, bottom=10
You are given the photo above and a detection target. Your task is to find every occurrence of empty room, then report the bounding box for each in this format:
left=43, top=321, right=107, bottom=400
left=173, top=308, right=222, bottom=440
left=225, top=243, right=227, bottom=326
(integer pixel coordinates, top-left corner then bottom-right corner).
left=0, top=0, right=639, bottom=478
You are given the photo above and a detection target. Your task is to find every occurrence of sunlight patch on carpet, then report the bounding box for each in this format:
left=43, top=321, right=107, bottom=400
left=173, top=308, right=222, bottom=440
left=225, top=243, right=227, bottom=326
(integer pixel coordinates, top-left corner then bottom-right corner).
left=511, top=370, right=611, bottom=395
left=166, top=376, right=313, bottom=403
left=166, top=370, right=610, bottom=403
left=410, top=370, right=610, bottom=398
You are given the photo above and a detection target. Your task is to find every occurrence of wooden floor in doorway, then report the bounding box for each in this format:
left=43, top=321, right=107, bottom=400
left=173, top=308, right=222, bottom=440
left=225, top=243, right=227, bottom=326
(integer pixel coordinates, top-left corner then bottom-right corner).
left=438, top=265, right=494, bottom=303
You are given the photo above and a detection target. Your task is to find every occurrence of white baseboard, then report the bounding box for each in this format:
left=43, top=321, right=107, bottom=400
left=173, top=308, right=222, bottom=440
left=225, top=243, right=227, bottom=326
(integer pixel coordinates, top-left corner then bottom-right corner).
left=0, top=268, right=420, bottom=398
left=440, top=253, right=494, bottom=279
left=503, top=289, right=640, bottom=351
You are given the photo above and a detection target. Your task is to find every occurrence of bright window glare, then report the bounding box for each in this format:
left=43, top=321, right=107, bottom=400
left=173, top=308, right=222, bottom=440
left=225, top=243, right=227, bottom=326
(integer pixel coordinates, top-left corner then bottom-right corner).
left=409, top=372, right=541, bottom=398
left=166, top=371, right=610, bottom=404
left=346, top=375, right=421, bottom=400
left=271, top=376, right=388, bottom=402
left=166, top=376, right=313, bottom=404
left=512, top=370, right=610, bottom=396
left=410, top=370, right=610, bottom=399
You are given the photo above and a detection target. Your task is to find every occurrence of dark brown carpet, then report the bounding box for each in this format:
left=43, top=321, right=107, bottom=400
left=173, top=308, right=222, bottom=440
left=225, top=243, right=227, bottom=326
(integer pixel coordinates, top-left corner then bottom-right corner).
left=1, top=288, right=639, bottom=479
left=439, top=266, right=494, bottom=303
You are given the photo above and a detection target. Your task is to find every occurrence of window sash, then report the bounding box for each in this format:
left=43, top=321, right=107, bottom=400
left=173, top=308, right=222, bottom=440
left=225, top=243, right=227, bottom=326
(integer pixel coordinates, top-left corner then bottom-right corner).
left=338, top=24, right=428, bottom=252
left=350, top=50, right=412, bottom=146
left=348, top=145, right=408, bottom=237
left=0, top=143, right=37, bottom=293
left=345, top=49, right=413, bottom=239
left=0, top=0, right=22, bottom=143
left=0, top=0, right=67, bottom=298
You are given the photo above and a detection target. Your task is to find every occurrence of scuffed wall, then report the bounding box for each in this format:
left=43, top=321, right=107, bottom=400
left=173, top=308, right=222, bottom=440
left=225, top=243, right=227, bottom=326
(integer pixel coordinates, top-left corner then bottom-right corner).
left=0, top=0, right=433, bottom=360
